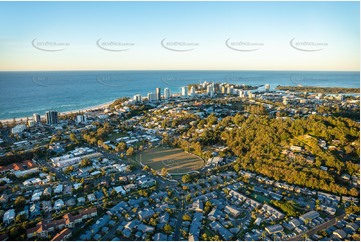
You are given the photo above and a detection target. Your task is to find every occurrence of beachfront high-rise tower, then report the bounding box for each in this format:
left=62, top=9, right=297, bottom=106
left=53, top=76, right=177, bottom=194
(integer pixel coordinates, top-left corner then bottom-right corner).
left=181, top=86, right=188, bottom=97
left=33, top=113, right=41, bottom=124
left=156, top=87, right=161, bottom=100
left=46, top=111, right=58, bottom=125
left=164, top=88, right=170, bottom=99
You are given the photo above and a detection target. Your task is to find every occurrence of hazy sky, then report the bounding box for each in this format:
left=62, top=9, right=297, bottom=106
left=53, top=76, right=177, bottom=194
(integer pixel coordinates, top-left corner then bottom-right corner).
left=0, top=1, right=359, bottom=71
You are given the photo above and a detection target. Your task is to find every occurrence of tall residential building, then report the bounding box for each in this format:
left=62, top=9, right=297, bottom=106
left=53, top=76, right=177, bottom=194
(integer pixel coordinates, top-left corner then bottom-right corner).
left=33, top=113, right=41, bottom=124
left=156, top=87, right=161, bottom=100
left=164, top=88, right=171, bottom=99
left=239, top=90, right=245, bottom=98
left=147, top=92, right=157, bottom=101
left=206, top=84, right=214, bottom=97
left=46, top=111, right=58, bottom=125
left=221, top=86, right=226, bottom=94
left=28, top=120, right=35, bottom=127
left=190, top=86, right=196, bottom=96
left=133, top=94, right=142, bottom=103
left=76, top=115, right=87, bottom=124
left=202, top=81, right=208, bottom=88
left=181, top=86, right=188, bottom=97
left=227, top=86, right=234, bottom=95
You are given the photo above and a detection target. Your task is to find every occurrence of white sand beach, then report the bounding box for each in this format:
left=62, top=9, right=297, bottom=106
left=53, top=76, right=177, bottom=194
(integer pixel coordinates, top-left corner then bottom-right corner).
left=0, top=100, right=115, bottom=124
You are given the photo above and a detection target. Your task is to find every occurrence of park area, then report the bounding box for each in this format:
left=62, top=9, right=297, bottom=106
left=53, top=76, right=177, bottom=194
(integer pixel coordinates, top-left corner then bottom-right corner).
left=136, top=147, right=204, bottom=175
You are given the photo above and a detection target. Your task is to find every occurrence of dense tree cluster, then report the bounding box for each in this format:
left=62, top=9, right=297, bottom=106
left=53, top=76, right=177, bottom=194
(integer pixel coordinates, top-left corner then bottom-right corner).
left=175, top=112, right=359, bottom=196
left=276, top=85, right=360, bottom=94
left=82, top=122, right=113, bottom=145
left=220, top=114, right=359, bottom=196
left=271, top=200, right=298, bottom=217
left=0, top=152, right=34, bottom=166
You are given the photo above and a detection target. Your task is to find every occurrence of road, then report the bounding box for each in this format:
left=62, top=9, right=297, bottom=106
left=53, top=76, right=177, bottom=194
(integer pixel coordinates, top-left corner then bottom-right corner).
left=89, top=145, right=239, bottom=241
left=173, top=195, right=186, bottom=240
left=101, top=218, right=122, bottom=241
left=288, top=213, right=346, bottom=241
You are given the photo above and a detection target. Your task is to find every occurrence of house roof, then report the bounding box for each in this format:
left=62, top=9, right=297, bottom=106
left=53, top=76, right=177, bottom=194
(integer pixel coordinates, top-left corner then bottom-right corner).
left=346, top=222, right=359, bottom=231
left=64, top=213, right=82, bottom=224
left=80, top=207, right=97, bottom=216
left=153, top=233, right=167, bottom=241
left=266, top=224, right=284, bottom=234
left=51, top=228, right=71, bottom=241
left=299, top=211, right=319, bottom=221
left=333, top=229, right=347, bottom=239
left=0, top=160, right=36, bottom=172
left=137, top=223, right=155, bottom=233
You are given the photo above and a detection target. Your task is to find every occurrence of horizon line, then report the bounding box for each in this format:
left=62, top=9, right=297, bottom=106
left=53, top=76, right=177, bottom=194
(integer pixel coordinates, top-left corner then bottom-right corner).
left=0, top=69, right=360, bottom=72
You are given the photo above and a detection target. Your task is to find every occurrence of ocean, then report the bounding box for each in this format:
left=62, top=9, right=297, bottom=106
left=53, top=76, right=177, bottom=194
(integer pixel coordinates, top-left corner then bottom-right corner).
left=0, top=70, right=359, bottom=120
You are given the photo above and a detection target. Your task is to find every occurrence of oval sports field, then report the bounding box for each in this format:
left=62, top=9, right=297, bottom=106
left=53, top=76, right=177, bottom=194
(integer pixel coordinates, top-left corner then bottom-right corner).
left=136, top=147, right=204, bottom=175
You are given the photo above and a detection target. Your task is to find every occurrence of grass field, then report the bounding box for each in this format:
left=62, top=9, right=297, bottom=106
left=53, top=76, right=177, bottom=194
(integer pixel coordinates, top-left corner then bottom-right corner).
left=137, top=147, right=204, bottom=175
left=108, top=132, right=126, bottom=142
left=250, top=192, right=271, bottom=204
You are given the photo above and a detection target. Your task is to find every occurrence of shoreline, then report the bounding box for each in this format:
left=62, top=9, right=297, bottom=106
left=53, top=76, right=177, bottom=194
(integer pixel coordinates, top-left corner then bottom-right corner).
left=0, top=100, right=115, bottom=124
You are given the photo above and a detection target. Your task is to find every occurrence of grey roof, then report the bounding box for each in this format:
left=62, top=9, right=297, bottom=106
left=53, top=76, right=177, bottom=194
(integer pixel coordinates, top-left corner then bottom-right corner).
left=91, top=215, right=110, bottom=234
left=93, top=234, right=101, bottom=240
left=101, top=226, right=109, bottom=233
left=43, top=187, right=52, bottom=195
left=80, top=231, right=92, bottom=240
left=266, top=224, right=284, bottom=234
left=289, top=218, right=301, bottom=228
left=224, top=205, right=241, bottom=217
left=122, top=228, right=132, bottom=238
left=137, top=223, right=155, bottom=233
left=346, top=222, right=359, bottom=231
left=154, top=233, right=168, bottom=241
left=138, top=208, right=155, bottom=220
left=125, top=220, right=141, bottom=230
left=209, top=221, right=233, bottom=240
left=109, top=201, right=130, bottom=215
left=299, top=211, right=319, bottom=222
left=189, top=212, right=203, bottom=240
left=30, top=203, right=41, bottom=218
left=208, top=207, right=222, bottom=220
left=160, top=212, right=170, bottom=224
left=283, top=222, right=295, bottom=231
left=333, top=229, right=347, bottom=239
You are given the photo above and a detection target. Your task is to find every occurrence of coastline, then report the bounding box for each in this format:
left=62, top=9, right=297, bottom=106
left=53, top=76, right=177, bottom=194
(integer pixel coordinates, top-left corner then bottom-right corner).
left=0, top=100, right=115, bottom=124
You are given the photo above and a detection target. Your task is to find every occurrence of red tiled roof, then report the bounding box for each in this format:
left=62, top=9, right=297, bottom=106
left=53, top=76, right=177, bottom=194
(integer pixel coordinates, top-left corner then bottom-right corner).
left=64, top=213, right=82, bottom=224
left=51, top=228, right=71, bottom=241
left=0, top=160, right=36, bottom=172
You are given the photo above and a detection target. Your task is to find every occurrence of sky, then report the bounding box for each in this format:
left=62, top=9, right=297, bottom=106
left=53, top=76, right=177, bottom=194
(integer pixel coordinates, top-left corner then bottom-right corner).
left=0, top=1, right=359, bottom=71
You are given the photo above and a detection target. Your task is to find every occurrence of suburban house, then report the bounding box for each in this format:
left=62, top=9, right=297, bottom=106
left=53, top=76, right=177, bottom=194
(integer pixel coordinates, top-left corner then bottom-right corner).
left=50, top=228, right=72, bottom=241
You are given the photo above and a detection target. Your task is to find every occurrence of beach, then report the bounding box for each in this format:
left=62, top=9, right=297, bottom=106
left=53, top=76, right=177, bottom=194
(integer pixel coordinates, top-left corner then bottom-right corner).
left=0, top=100, right=114, bottom=124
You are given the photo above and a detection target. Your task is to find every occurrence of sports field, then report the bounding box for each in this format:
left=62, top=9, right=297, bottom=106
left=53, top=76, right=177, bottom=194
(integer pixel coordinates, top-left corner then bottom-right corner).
left=137, top=147, right=204, bottom=175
